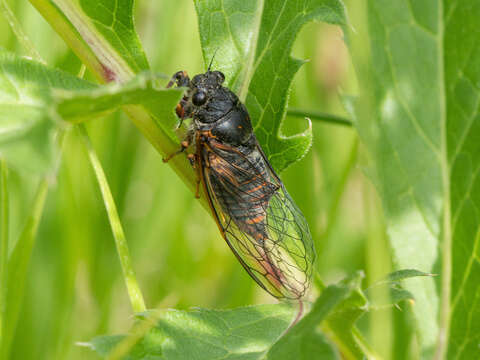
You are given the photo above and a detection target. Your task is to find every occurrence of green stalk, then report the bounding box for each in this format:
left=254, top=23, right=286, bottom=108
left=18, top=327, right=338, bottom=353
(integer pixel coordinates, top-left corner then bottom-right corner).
left=0, top=6, right=51, bottom=358
left=2, top=179, right=48, bottom=359
left=317, top=138, right=358, bottom=251
left=76, top=124, right=146, bottom=313
left=287, top=108, right=353, bottom=127
left=105, top=314, right=160, bottom=360
left=365, top=180, right=392, bottom=359
left=352, top=327, right=380, bottom=359
left=0, top=0, right=43, bottom=61
left=0, top=160, right=8, bottom=344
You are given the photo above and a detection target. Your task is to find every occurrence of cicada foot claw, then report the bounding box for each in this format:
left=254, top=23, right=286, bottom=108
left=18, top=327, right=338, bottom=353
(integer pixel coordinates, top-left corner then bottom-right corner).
left=187, top=153, right=196, bottom=167
left=162, top=141, right=190, bottom=163
left=195, top=178, right=201, bottom=199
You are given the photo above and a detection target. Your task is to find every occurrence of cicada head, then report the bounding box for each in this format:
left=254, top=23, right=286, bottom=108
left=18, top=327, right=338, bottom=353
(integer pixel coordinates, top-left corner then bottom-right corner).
left=188, top=70, right=239, bottom=124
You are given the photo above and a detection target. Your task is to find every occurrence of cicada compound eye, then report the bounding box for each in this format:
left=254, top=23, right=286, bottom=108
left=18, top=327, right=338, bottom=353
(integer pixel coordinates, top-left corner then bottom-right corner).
left=192, top=90, right=207, bottom=106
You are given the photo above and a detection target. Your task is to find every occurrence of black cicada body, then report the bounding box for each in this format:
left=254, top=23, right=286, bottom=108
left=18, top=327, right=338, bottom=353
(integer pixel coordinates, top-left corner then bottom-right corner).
left=165, top=70, right=315, bottom=300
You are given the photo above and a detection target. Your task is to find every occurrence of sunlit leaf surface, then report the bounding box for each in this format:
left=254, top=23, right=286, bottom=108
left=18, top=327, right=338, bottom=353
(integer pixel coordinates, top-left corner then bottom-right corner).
left=354, top=1, right=480, bottom=357
left=195, top=0, right=347, bottom=171
left=87, top=277, right=364, bottom=360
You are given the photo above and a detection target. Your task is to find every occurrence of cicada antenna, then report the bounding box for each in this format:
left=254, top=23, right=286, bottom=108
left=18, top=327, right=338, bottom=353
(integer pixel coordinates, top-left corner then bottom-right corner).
left=207, top=48, right=220, bottom=72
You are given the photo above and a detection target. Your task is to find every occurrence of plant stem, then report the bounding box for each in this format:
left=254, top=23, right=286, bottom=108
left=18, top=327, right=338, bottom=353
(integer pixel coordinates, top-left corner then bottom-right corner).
left=76, top=124, right=146, bottom=313
left=352, top=326, right=380, bottom=359
left=0, top=160, right=8, bottom=344
left=0, top=0, right=43, bottom=62
left=287, top=108, right=353, bottom=127
left=317, top=138, right=358, bottom=251
left=105, top=313, right=161, bottom=360
left=2, top=178, right=48, bottom=359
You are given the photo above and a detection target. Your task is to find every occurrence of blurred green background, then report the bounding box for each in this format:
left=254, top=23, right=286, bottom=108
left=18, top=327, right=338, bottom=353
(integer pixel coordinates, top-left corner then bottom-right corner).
left=1, top=0, right=397, bottom=359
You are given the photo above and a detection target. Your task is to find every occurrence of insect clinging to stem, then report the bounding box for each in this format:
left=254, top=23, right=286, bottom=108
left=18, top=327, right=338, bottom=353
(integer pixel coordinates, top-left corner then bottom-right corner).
left=164, top=61, right=315, bottom=303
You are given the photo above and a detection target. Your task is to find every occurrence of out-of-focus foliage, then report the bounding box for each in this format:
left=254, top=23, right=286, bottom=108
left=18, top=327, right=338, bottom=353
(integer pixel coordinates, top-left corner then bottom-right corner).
left=7, top=0, right=477, bottom=359
left=0, top=1, right=366, bottom=359
left=352, top=1, right=480, bottom=358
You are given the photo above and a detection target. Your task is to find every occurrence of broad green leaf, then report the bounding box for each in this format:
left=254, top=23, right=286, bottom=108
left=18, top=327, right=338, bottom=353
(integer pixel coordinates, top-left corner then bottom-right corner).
left=87, top=304, right=298, bottom=359
left=194, top=0, right=260, bottom=91
left=53, top=72, right=183, bottom=142
left=0, top=48, right=94, bottom=174
left=351, top=1, right=480, bottom=358
left=0, top=50, right=183, bottom=175
left=195, top=0, right=347, bottom=172
left=86, top=277, right=366, bottom=360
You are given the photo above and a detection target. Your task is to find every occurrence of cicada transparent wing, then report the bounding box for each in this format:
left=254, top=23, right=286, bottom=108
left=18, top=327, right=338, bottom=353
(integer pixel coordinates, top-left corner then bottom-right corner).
left=199, top=138, right=315, bottom=299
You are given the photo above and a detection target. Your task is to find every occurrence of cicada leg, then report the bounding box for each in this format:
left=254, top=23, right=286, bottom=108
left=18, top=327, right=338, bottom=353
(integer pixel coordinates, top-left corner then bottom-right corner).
left=166, top=70, right=190, bottom=88
left=163, top=126, right=195, bottom=163
left=167, top=70, right=192, bottom=128
left=163, top=138, right=202, bottom=199
left=187, top=153, right=201, bottom=199
left=162, top=140, right=190, bottom=163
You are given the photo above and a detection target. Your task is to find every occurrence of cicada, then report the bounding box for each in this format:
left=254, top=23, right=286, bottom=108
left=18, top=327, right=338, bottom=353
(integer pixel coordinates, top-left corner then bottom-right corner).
left=164, top=69, right=315, bottom=300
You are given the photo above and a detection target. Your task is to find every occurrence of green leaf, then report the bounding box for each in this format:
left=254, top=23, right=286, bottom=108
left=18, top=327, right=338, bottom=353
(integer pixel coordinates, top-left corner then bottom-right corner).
left=0, top=49, right=183, bottom=176
left=384, top=269, right=433, bottom=283
left=323, top=272, right=369, bottom=360
left=194, top=0, right=261, bottom=91
left=87, top=304, right=298, bottom=359
left=85, top=275, right=372, bottom=360
left=267, top=275, right=363, bottom=360
left=366, top=269, right=433, bottom=309
left=53, top=72, right=183, bottom=142
left=351, top=1, right=480, bottom=358
left=0, top=48, right=94, bottom=175
left=195, top=0, right=347, bottom=172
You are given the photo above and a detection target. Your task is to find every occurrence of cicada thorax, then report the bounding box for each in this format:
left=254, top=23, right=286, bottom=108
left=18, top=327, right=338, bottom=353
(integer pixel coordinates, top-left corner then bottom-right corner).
left=194, top=95, right=278, bottom=242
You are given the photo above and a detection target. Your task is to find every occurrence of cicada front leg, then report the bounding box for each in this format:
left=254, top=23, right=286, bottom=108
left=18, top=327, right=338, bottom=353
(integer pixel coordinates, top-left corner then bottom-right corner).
left=163, top=132, right=201, bottom=199
left=166, top=70, right=190, bottom=88
left=187, top=153, right=201, bottom=199
left=167, top=70, right=192, bottom=128
left=162, top=140, right=190, bottom=163
left=162, top=126, right=195, bottom=163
